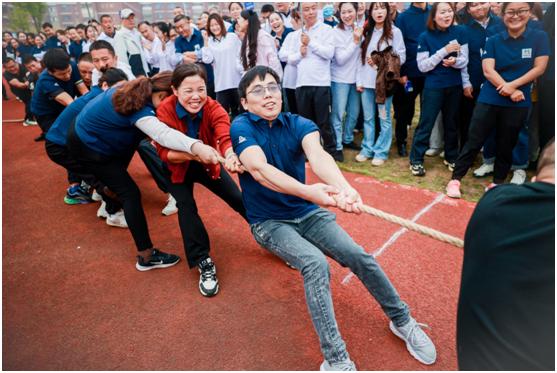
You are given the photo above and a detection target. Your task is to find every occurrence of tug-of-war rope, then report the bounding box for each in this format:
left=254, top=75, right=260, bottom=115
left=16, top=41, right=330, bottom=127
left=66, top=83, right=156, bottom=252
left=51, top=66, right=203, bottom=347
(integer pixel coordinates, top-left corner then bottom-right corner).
left=216, top=156, right=465, bottom=248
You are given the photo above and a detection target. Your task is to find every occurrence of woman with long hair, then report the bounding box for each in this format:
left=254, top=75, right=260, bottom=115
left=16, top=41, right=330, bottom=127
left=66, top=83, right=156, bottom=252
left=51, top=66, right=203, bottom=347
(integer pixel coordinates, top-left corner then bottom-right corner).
left=153, top=22, right=179, bottom=72
left=201, top=13, right=243, bottom=117
left=355, top=2, right=405, bottom=166
left=228, top=2, right=244, bottom=33
left=155, top=64, right=247, bottom=297
left=82, top=25, right=98, bottom=53
left=237, top=9, right=283, bottom=79
left=66, top=71, right=220, bottom=272
left=408, top=2, right=468, bottom=176
left=330, top=2, right=364, bottom=162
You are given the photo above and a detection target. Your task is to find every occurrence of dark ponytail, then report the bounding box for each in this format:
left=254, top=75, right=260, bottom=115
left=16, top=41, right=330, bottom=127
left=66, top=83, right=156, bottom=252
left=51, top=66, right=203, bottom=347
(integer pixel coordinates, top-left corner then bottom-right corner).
left=112, top=71, right=173, bottom=116
left=240, top=9, right=260, bottom=70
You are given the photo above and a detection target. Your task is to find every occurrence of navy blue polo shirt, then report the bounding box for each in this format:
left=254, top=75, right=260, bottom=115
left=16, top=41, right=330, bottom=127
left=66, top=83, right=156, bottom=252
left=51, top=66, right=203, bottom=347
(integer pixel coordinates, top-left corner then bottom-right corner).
left=75, top=87, right=155, bottom=156
left=395, top=4, right=430, bottom=78
left=17, top=44, right=34, bottom=58
left=175, top=29, right=214, bottom=84
left=30, top=61, right=83, bottom=117
left=176, top=101, right=202, bottom=139
left=46, top=85, right=103, bottom=146
left=32, top=45, right=47, bottom=58
left=464, top=15, right=504, bottom=88
left=44, top=36, right=61, bottom=50
left=417, top=25, right=468, bottom=89
left=478, top=27, right=550, bottom=108
left=69, top=40, right=83, bottom=60
left=231, top=112, right=319, bottom=224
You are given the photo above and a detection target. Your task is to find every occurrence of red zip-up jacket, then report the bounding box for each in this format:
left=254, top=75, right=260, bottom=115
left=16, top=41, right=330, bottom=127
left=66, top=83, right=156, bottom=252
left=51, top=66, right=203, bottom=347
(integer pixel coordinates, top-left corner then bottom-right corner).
left=156, top=95, right=232, bottom=183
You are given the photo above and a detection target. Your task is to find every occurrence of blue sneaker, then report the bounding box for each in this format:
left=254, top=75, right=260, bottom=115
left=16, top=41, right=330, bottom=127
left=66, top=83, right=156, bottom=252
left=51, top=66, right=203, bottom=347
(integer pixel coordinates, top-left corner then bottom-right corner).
left=64, top=184, right=93, bottom=205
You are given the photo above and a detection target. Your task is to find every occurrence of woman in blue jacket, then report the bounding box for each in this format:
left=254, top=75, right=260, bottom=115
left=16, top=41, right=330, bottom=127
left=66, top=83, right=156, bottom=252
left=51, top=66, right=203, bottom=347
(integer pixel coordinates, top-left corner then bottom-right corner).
left=408, top=2, right=468, bottom=176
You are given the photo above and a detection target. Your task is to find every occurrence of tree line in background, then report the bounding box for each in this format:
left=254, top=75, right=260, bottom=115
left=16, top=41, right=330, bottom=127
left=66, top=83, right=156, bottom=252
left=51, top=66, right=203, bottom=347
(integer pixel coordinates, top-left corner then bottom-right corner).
left=6, top=3, right=48, bottom=34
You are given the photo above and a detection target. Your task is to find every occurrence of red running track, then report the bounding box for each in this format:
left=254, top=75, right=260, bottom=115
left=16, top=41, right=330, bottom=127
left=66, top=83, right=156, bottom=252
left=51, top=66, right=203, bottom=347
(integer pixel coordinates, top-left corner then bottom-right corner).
left=2, top=98, right=475, bottom=370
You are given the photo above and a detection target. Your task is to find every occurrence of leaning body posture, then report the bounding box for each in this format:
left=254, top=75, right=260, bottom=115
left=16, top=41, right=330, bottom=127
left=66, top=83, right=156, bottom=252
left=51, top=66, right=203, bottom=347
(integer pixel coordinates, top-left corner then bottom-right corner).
left=230, top=66, right=436, bottom=371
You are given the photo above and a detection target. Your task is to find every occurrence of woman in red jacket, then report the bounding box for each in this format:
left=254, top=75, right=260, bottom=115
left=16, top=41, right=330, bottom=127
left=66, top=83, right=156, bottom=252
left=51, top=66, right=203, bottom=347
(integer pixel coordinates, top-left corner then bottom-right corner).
left=156, top=63, right=246, bottom=297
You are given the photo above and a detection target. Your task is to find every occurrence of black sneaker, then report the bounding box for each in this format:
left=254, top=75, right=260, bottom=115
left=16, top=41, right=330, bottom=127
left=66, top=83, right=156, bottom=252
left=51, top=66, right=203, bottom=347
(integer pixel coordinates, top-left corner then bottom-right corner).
left=397, top=142, right=408, bottom=157
left=34, top=133, right=46, bottom=142
left=410, top=164, right=426, bottom=176
left=198, top=257, right=219, bottom=297
left=332, top=150, right=344, bottom=162
left=135, top=249, right=180, bottom=271
left=342, top=141, right=361, bottom=151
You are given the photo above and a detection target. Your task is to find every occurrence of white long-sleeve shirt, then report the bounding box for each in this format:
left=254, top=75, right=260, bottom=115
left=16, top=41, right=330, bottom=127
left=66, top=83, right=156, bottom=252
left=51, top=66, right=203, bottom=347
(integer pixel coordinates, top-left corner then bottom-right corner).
left=287, top=22, right=335, bottom=88
left=331, top=26, right=361, bottom=84
left=237, top=29, right=283, bottom=79
left=277, top=31, right=299, bottom=89
left=135, top=116, right=200, bottom=154
left=356, top=26, right=406, bottom=89
left=202, top=33, right=243, bottom=92
left=141, top=36, right=164, bottom=69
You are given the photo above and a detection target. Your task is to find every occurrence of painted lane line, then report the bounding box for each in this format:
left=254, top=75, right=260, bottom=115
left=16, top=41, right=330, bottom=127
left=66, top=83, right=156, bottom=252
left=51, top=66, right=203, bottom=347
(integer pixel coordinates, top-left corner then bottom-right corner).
left=341, top=193, right=445, bottom=285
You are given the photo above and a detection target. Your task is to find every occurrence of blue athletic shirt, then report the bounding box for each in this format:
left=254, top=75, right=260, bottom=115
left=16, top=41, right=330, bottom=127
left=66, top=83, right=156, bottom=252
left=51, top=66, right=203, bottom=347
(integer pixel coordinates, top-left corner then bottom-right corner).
left=46, top=85, right=103, bottom=146
left=231, top=112, right=319, bottom=224
left=478, top=27, right=550, bottom=108
left=417, top=25, right=468, bottom=89
left=75, top=87, right=155, bottom=156
left=395, top=4, right=430, bottom=78
left=30, top=61, right=83, bottom=117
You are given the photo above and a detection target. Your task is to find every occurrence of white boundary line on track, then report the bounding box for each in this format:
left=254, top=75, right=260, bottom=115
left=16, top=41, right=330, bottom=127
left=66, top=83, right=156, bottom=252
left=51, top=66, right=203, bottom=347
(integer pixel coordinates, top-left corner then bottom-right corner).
left=341, top=193, right=446, bottom=285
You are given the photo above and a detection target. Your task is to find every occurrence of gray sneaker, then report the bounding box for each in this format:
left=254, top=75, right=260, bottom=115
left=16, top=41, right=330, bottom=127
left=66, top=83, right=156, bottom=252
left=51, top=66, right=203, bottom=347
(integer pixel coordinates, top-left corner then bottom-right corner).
left=389, top=318, right=436, bottom=365
left=320, top=358, right=357, bottom=371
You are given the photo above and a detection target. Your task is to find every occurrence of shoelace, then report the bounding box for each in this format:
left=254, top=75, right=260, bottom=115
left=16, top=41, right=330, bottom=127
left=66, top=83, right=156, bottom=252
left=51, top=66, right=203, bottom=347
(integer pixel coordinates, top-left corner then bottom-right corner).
left=407, top=322, right=431, bottom=347
left=200, top=262, right=216, bottom=280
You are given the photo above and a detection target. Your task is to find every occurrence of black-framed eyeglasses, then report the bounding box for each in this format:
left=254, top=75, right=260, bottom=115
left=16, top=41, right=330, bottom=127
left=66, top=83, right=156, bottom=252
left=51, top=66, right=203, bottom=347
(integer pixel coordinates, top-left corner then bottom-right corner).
left=247, top=83, right=281, bottom=97
left=504, top=8, right=530, bottom=18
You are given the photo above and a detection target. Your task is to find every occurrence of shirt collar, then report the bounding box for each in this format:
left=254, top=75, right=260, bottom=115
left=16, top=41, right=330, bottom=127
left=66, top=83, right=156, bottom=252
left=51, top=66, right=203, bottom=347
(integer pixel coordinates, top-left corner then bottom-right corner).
left=502, top=26, right=531, bottom=40
left=175, top=101, right=203, bottom=121
left=247, top=112, right=285, bottom=126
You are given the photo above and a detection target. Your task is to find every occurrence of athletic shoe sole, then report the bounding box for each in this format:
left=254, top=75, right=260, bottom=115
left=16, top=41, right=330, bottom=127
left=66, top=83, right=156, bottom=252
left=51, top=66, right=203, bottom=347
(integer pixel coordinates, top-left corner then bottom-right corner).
left=64, top=196, right=92, bottom=205
left=389, top=321, right=436, bottom=365
left=199, top=283, right=219, bottom=297
left=135, top=257, right=180, bottom=272
left=106, top=219, right=128, bottom=228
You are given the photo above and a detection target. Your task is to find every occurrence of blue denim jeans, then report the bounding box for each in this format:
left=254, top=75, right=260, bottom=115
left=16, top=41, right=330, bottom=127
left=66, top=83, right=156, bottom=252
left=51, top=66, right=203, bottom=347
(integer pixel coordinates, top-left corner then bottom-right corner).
left=251, top=208, right=410, bottom=363
left=410, top=86, right=461, bottom=165
left=331, top=82, right=361, bottom=150
left=359, top=89, right=393, bottom=160
left=482, top=114, right=529, bottom=170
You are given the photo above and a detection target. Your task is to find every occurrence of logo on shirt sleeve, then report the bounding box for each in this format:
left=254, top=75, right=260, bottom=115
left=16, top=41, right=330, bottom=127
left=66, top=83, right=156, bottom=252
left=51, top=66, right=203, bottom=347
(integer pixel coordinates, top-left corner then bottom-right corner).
left=238, top=136, right=247, bottom=144
left=522, top=48, right=532, bottom=59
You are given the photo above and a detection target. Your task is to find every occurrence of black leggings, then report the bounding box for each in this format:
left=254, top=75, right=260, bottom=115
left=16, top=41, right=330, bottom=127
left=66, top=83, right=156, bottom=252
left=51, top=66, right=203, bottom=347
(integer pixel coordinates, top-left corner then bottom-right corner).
left=67, top=123, right=152, bottom=251
left=167, top=161, right=247, bottom=268
left=216, top=88, right=240, bottom=118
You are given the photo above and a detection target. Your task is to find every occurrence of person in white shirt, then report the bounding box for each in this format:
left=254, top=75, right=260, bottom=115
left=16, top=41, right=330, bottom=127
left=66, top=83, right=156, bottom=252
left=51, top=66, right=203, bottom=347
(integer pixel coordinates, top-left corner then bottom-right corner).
left=201, top=13, right=243, bottom=117
left=153, top=22, right=179, bottom=72
left=82, top=25, right=98, bottom=53
left=237, top=9, right=283, bottom=79
left=275, top=2, right=294, bottom=28
left=98, top=14, right=116, bottom=46
left=330, top=2, right=364, bottom=162
left=276, top=9, right=301, bottom=114
left=356, top=2, right=368, bottom=28
left=113, top=8, right=150, bottom=77
left=89, top=40, right=135, bottom=86
left=138, top=21, right=163, bottom=76
left=355, top=2, right=406, bottom=166
left=285, top=2, right=337, bottom=157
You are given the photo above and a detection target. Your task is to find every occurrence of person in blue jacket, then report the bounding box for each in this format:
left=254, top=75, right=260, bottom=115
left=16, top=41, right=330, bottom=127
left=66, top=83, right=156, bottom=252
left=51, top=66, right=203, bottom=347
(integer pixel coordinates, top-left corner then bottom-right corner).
left=446, top=2, right=550, bottom=199
left=42, top=23, right=62, bottom=50
left=66, top=71, right=221, bottom=272
left=45, top=68, right=128, bottom=210
left=409, top=2, right=468, bottom=176
left=393, top=2, right=430, bottom=156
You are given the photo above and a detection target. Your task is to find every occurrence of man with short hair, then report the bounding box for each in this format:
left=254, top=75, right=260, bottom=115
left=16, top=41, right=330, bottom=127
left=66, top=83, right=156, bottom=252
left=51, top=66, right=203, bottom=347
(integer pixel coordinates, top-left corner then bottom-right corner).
left=77, top=52, right=94, bottom=88
left=231, top=66, right=437, bottom=371
left=42, top=22, right=61, bottom=50
left=113, top=8, right=149, bottom=77
left=30, top=48, right=88, bottom=141
left=67, top=26, right=84, bottom=60
left=98, top=14, right=116, bottom=46
left=275, top=2, right=293, bottom=28
left=89, top=40, right=135, bottom=86
left=260, top=4, right=275, bottom=33
left=3, top=57, right=36, bottom=126
left=457, top=138, right=555, bottom=370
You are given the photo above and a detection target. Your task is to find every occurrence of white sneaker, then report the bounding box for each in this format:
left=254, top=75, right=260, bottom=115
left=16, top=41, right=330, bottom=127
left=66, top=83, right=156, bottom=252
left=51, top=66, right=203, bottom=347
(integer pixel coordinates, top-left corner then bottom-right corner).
left=473, top=163, right=494, bottom=178
left=425, top=148, right=441, bottom=157
left=320, top=359, right=357, bottom=371
left=390, top=318, right=437, bottom=365
left=91, top=190, right=102, bottom=202
left=510, top=169, right=526, bottom=185
left=106, top=210, right=128, bottom=228
left=355, top=154, right=370, bottom=163
left=161, top=194, right=178, bottom=216
left=96, top=201, right=108, bottom=219
left=371, top=158, right=385, bottom=166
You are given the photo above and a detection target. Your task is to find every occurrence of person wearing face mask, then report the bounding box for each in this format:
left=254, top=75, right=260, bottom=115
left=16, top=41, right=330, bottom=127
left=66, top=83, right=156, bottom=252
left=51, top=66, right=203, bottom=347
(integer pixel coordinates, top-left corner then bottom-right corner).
left=200, top=13, right=243, bottom=118
left=408, top=2, right=469, bottom=177
left=231, top=66, right=437, bottom=371
left=355, top=2, right=405, bottom=167
left=155, top=64, right=246, bottom=297
left=66, top=71, right=220, bottom=272
left=330, top=2, right=363, bottom=162
left=322, top=5, right=339, bottom=28
left=445, top=2, right=549, bottom=198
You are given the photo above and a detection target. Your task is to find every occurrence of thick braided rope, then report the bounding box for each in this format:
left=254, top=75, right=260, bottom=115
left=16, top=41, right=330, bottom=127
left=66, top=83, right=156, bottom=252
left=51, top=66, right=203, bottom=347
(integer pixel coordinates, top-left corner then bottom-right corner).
left=358, top=203, right=464, bottom=248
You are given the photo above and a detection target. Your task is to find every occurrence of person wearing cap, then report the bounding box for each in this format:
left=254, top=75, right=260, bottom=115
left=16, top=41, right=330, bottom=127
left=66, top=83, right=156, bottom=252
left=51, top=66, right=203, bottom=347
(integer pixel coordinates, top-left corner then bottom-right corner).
left=113, top=8, right=149, bottom=77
